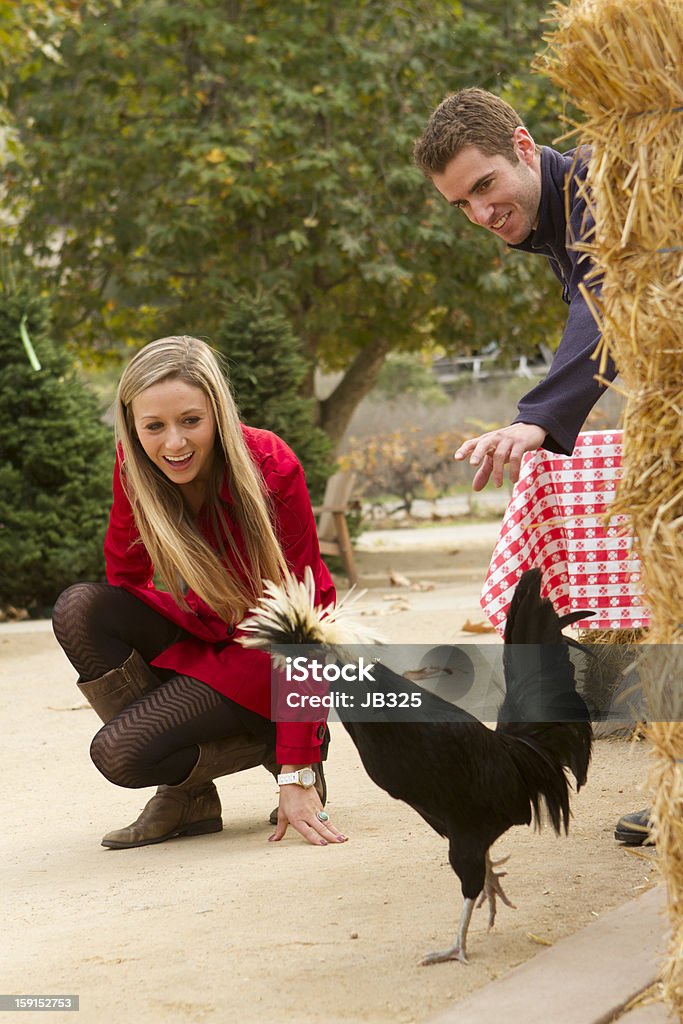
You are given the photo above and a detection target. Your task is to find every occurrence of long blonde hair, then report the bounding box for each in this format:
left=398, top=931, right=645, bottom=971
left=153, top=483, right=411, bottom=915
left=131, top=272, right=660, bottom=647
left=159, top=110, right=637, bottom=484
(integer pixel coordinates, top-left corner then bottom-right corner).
left=115, top=335, right=287, bottom=623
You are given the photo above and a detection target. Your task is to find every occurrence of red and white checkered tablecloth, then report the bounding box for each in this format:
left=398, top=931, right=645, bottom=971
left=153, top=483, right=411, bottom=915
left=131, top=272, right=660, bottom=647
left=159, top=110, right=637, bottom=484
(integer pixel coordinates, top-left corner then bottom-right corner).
left=480, top=430, right=650, bottom=634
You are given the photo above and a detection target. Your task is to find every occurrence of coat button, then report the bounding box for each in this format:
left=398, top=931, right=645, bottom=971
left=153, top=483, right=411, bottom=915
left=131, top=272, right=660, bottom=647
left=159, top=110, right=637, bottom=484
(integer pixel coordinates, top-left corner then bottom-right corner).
left=316, top=724, right=326, bottom=740
left=226, top=625, right=235, bottom=637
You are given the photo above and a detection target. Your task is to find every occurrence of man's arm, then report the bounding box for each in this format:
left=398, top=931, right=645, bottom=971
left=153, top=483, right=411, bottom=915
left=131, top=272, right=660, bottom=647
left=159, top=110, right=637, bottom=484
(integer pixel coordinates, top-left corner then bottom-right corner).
left=512, top=284, right=610, bottom=455
left=454, top=287, right=612, bottom=489
left=453, top=289, right=612, bottom=489
left=455, top=158, right=617, bottom=488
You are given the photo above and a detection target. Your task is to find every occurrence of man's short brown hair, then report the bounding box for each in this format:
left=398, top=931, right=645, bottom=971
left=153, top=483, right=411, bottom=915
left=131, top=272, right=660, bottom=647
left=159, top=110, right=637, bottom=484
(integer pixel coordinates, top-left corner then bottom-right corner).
left=413, top=88, right=524, bottom=177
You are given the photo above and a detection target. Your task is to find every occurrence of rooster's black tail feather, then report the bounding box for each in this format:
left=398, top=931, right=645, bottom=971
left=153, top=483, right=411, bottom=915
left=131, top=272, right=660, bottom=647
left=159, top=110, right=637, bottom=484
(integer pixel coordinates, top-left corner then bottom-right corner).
left=497, top=569, right=593, bottom=795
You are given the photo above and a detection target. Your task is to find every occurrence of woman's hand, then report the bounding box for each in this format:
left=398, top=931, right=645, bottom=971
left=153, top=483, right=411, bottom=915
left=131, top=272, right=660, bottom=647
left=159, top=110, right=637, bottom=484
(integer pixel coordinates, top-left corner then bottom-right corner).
left=269, top=779, right=347, bottom=847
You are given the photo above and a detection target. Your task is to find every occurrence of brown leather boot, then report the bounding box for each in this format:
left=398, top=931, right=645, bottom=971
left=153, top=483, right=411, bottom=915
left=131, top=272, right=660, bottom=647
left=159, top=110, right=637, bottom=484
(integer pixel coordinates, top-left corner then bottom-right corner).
left=79, top=652, right=275, bottom=849
left=101, top=735, right=271, bottom=850
left=77, top=648, right=160, bottom=722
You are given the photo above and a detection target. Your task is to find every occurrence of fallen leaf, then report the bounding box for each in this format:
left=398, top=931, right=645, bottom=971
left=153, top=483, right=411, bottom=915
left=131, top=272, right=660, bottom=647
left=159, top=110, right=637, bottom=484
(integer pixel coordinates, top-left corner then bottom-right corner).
left=389, top=570, right=412, bottom=588
left=527, top=933, right=553, bottom=947
left=462, top=618, right=497, bottom=634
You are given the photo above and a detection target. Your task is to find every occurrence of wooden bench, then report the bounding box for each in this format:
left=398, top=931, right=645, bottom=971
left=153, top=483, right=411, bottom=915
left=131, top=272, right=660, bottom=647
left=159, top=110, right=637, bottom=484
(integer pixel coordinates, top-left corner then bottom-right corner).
left=313, top=470, right=359, bottom=586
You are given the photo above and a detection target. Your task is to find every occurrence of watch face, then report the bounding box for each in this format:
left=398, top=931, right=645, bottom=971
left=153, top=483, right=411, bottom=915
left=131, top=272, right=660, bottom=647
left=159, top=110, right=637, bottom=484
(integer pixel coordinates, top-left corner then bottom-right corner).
left=299, top=768, right=315, bottom=787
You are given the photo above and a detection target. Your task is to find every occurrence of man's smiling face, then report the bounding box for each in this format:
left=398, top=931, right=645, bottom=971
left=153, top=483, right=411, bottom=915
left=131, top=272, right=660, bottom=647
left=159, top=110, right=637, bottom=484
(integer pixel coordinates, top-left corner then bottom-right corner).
left=431, top=127, right=542, bottom=245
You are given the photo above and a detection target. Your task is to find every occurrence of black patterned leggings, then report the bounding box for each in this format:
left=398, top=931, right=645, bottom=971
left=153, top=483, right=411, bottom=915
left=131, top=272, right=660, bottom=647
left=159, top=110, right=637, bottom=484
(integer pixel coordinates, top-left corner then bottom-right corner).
left=52, top=583, right=274, bottom=788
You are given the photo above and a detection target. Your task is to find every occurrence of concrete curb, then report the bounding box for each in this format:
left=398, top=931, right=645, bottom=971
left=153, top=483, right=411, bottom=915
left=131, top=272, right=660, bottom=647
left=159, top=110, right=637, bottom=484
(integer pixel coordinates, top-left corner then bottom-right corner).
left=428, top=886, right=669, bottom=1024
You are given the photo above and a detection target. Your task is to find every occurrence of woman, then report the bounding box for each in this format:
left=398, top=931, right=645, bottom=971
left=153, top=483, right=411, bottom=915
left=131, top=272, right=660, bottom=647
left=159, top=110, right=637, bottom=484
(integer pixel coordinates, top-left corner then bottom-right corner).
left=53, top=335, right=345, bottom=849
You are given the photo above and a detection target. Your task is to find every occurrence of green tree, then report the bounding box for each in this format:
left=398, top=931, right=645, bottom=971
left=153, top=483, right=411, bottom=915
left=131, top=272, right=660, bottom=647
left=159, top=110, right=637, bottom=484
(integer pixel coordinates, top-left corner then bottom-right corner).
left=4, top=0, right=567, bottom=449
left=0, top=279, right=112, bottom=609
left=0, top=1, right=83, bottom=69
left=214, top=293, right=332, bottom=501
left=0, top=0, right=89, bottom=168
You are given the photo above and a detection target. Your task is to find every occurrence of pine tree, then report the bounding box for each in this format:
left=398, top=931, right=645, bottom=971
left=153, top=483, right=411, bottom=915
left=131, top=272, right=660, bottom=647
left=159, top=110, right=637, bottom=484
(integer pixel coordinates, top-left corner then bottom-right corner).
left=0, top=282, right=112, bottom=610
left=214, top=295, right=333, bottom=501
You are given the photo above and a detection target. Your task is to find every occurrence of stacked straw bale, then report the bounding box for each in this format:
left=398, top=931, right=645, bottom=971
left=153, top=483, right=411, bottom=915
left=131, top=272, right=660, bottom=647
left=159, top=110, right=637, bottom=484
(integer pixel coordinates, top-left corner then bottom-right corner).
left=541, top=0, right=683, bottom=1012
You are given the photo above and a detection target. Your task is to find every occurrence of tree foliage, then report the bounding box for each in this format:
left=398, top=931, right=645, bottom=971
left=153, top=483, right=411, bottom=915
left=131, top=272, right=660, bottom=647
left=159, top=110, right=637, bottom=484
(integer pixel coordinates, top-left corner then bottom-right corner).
left=0, top=1, right=81, bottom=71
left=214, top=293, right=332, bottom=501
left=4, top=0, right=567, bottom=448
left=0, top=278, right=112, bottom=609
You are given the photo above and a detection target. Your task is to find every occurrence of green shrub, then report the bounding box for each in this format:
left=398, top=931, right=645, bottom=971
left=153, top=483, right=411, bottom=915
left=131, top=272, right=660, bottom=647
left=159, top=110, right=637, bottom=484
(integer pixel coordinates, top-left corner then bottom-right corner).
left=0, top=284, right=112, bottom=610
left=214, top=294, right=333, bottom=502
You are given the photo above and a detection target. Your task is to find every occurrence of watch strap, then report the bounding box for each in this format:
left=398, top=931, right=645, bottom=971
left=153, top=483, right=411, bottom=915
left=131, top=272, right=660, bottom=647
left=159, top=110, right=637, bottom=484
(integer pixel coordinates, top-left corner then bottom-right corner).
left=277, top=769, right=316, bottom=787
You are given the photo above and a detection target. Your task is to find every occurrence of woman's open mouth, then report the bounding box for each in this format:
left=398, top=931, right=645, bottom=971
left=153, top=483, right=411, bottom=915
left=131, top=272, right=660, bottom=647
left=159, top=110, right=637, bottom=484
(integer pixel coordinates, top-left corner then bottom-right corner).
left=163, top=452, right=195, bottom=471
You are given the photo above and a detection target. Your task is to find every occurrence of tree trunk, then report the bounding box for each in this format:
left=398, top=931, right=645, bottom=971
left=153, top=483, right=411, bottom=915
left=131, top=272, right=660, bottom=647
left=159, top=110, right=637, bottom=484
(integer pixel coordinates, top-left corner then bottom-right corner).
left=318, top=337, right=391, bottom=450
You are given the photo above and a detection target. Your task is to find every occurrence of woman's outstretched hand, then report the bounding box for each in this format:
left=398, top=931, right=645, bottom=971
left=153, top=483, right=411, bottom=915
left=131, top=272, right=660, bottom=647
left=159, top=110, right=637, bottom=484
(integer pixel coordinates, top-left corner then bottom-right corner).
left=270, top=779, right=347, bottom=847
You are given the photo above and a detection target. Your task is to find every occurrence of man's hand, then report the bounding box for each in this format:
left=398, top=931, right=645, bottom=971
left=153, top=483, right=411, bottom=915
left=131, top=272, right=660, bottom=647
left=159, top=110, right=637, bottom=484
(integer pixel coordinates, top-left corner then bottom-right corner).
left=454, top=423, right=547, bottom=491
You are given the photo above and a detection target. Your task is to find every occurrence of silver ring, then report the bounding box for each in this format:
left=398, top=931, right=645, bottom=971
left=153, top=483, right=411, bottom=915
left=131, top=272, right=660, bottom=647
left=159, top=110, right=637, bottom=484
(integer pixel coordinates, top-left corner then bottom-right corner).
left=316, top=810, right=330, bottom=822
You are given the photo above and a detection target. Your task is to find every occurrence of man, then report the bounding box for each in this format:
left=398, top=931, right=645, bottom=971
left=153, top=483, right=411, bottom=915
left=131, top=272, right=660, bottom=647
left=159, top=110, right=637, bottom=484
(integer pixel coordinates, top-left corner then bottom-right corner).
left=413, top=87, right=649, bottom=846
left=413, top=87, right=611, bottom=490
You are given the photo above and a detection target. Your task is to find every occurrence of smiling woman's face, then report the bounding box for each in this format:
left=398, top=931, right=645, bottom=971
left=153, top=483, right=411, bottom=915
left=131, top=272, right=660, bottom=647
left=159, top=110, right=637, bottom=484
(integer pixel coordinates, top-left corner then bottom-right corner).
left=131, top=378, right=216, bottom=489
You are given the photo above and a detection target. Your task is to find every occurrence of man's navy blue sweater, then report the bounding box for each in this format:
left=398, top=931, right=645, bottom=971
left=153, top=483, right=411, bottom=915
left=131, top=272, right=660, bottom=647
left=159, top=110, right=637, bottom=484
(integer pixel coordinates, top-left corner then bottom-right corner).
left=510, top=145, right=616, bottom=455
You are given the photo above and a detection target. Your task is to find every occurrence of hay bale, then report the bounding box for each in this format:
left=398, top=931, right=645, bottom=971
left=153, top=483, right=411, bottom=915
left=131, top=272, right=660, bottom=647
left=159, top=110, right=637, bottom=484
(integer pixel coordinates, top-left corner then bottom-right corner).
left=543, top=0, right=683, bottom=1013
left=576, top=629, right=647, bottom=737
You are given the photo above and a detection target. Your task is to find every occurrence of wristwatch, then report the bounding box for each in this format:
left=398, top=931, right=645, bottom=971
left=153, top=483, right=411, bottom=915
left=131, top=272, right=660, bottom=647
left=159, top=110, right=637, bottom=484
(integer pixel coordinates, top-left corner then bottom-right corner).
left=277, top=768, right=316, bottom=788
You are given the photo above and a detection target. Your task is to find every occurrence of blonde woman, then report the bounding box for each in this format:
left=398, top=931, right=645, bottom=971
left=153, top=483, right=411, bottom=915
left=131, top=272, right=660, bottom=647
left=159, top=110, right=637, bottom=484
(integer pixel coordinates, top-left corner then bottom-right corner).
left=53, top=335, right=344, bottom=849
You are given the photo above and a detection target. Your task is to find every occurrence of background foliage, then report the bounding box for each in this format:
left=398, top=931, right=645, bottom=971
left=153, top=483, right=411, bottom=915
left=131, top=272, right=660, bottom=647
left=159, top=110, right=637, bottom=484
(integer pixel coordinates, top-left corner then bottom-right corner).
left=340, top=427, right=467, bottom=515
left=214, top=292, right=333, bottom=500
left=3, top=0, right=568, bottom=448
left=0, top=279, right=112, bottom=608
left=0, top=1, right=576, bottom=607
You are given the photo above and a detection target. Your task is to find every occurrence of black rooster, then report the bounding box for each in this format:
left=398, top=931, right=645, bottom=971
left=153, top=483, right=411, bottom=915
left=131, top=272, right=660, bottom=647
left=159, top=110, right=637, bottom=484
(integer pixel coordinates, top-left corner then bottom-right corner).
left=240, top=567, right=592, bottom=964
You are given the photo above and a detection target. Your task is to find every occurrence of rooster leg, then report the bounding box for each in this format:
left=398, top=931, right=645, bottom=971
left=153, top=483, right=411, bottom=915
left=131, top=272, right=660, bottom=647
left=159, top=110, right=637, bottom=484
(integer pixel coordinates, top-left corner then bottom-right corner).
left=419, top=897, right=475, bottom=966
left=475, top=853, right=516, bottom=930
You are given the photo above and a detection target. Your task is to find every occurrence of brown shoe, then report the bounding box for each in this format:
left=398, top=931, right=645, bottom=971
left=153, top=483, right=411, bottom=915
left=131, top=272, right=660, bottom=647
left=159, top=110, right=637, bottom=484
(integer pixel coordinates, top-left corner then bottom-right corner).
left=101, top=782, right=222, bottom=849
left=101, top=735, right=270, bottom=850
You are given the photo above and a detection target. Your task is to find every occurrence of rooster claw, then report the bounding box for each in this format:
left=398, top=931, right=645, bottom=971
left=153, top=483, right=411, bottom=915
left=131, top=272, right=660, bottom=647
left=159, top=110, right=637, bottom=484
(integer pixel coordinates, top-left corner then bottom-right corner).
left=476, top=853, right=516, bottom=929
left=419, top=947, right=468, bottom=966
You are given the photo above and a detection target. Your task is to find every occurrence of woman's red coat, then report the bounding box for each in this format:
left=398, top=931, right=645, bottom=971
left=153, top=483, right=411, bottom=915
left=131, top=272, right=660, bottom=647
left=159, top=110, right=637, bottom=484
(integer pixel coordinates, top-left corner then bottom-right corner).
left=103, top=426, right=335, bottom=764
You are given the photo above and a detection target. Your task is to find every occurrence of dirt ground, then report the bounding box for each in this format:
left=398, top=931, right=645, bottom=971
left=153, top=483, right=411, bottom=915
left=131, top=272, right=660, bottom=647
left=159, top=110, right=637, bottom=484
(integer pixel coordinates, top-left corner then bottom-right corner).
left=2, top=523, right=658, bottom=1024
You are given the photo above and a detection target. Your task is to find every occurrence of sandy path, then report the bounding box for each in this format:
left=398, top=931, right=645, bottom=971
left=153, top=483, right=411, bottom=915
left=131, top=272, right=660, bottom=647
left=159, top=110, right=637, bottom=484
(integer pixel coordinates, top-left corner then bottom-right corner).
left=2, top=526, right=656, bottom=1024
